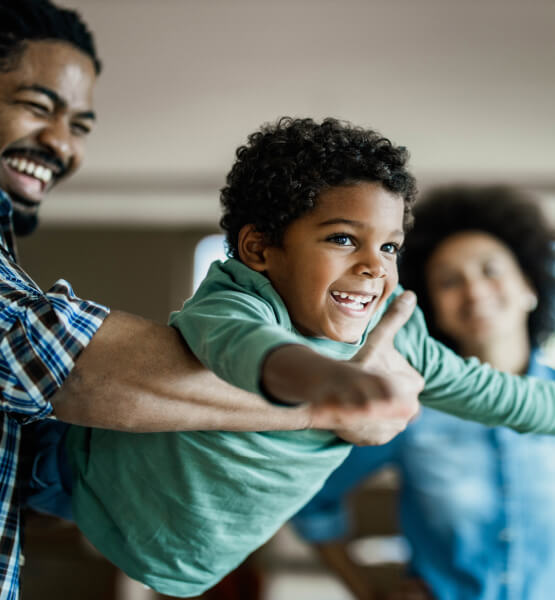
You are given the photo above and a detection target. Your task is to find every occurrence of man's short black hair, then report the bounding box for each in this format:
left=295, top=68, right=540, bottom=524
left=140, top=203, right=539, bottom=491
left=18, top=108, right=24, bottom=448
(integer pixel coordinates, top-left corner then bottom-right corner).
left=0, top=0, right=101, bottom=74
left=400, top=185, right=555, bottom=347
left=220, top=117, right=417, bottom=259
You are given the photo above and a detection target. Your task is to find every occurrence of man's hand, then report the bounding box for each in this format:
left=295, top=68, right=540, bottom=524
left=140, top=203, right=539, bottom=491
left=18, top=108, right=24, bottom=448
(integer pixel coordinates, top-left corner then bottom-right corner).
left=310, top=291, right=424, bottom=445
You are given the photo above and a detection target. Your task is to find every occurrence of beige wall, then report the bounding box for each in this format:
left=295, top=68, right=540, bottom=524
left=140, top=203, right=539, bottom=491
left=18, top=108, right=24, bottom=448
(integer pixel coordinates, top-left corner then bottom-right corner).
left=19, top=0, right=555, bottom=318
left=43, top=0, right=555, bottom=227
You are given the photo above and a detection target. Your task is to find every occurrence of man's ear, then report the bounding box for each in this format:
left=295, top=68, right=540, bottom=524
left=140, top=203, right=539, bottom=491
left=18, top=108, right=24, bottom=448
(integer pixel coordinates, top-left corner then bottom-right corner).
left=237, top=224, right=268, bottom=272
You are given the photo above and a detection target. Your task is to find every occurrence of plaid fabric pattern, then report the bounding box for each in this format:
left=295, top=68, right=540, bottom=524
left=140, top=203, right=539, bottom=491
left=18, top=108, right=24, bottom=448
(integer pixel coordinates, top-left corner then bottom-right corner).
left=0, top=190, right=109, bottom=598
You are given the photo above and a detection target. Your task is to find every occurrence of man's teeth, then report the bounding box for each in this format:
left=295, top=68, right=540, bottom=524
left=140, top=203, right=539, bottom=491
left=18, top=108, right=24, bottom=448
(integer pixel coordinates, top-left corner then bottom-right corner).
left=4, top=157, right=53, bottom=183
left=331, top=290, right=374, bottom=308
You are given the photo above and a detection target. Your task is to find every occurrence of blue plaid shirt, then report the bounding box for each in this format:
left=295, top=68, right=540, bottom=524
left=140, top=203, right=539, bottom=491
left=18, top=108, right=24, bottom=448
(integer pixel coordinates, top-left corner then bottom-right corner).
left=0, top=190, right=109, bottom=599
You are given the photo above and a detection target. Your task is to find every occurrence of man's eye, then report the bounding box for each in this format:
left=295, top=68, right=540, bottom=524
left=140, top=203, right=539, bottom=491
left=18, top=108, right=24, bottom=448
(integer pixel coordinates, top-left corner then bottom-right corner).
left=71, top=122, right=92, bottom=136
left=381, top=242, right=400, bottom=255
left=23, top=101, right=50, bottom=114
left=327, top=234, right=354, bottom=246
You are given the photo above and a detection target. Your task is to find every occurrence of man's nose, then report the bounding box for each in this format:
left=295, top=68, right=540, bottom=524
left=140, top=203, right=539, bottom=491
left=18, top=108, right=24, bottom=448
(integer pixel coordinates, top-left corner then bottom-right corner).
left=36, top=118, right=73, bottom=165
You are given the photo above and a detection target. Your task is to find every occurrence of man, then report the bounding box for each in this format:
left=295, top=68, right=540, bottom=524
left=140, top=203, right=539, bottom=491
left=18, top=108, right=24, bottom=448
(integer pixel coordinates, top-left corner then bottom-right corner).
left=0, top=0, right=422, bottom=597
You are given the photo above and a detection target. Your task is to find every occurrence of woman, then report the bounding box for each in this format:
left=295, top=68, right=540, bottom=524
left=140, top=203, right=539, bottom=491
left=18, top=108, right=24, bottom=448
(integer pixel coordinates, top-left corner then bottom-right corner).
left=292, top=185, right=555, bottom=600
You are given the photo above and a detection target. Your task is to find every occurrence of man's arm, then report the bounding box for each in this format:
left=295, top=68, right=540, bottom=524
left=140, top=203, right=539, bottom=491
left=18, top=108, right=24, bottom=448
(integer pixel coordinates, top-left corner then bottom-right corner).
left=52, top=296, right=422, bottom=440
left=51, top=310, right=312, bottom=432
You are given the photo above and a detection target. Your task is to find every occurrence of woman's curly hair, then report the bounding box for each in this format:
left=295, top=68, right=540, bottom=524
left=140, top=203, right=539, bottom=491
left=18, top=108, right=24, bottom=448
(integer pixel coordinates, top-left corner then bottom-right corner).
left=220, top=117, right=417, bottom=258
left=399, top=185, right=555, bottom=347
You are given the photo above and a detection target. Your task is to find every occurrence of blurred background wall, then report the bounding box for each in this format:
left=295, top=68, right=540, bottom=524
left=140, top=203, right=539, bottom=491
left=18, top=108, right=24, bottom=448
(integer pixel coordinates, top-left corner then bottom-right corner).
left=19, top=1, right=554, bottom=599
left=19, top=0, right=555, bottom=313
left=27, top=0, right=555, bottom=230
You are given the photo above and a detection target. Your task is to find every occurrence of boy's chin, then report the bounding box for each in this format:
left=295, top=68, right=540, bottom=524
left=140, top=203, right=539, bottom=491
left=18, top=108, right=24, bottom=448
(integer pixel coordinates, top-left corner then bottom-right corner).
left=327, top=325, right=369, bottom=345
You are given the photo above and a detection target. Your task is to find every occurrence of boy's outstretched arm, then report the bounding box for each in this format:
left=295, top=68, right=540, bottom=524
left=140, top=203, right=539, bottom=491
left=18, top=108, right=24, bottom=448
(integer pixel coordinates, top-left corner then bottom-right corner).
left=263, top=292, right=423, bottom=445
left=393, top=298, right=555, bottom=434
left=51, top=299, right=421, bottom=439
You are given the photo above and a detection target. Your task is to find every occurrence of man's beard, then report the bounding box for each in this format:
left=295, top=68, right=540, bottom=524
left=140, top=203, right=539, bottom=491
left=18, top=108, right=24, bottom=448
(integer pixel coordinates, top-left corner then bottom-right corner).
left=12, top=198, right=39, bottom=236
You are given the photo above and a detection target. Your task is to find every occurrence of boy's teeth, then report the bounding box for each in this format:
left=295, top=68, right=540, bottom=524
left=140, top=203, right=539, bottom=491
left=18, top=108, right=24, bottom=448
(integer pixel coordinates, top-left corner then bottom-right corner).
left=331, top=290, right=373, bottom=304
left=5, top=156, right=53, bottom=183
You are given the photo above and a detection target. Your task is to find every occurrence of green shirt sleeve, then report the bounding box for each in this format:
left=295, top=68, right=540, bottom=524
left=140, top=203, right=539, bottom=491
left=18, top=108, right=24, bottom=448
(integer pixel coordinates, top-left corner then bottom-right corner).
left=169, top=262, right=306, bottom=396
left=396, top=303, right=555, bottom=434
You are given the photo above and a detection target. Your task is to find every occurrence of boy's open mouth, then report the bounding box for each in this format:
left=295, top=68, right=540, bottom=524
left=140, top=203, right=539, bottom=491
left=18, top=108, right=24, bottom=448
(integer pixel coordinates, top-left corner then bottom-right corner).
left=330, top=290, right=377, bottom=313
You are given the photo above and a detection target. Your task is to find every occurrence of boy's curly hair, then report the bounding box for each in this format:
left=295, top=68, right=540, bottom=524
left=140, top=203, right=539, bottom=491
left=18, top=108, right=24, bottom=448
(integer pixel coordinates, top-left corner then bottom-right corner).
left=400, top=185, right=555, bottom=347
left=220, top=117, right=417, bottom=258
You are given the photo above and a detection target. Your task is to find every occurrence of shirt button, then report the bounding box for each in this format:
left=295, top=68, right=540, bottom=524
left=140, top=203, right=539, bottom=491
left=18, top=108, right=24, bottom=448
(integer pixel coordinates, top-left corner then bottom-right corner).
left=498, top=528, right=512, bottom=541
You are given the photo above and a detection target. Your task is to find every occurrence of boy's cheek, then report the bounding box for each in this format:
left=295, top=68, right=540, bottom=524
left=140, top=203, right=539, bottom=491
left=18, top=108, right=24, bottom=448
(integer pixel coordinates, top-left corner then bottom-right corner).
left=386, top=270, right=400, bottom=295
left=376, top=274, right=399, bottom=310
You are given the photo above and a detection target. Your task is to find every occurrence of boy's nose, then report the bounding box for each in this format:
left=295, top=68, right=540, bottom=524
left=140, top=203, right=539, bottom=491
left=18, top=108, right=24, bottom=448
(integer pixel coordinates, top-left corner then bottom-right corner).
left=354, top=258, right=387, bottom=278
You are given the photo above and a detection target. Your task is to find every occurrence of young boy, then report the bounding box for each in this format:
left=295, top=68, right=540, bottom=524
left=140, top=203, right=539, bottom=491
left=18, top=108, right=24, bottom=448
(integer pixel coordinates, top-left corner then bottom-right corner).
left=32, top=118, right=555, bottom=597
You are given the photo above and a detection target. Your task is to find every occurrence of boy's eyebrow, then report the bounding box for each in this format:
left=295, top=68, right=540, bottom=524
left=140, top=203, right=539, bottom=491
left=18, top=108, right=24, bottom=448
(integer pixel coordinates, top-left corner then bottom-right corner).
left=318, top=218, right=404, bottom=237
left=16, top=84, right=96, bottom=120
left=318, top=218, right=363, bottom=227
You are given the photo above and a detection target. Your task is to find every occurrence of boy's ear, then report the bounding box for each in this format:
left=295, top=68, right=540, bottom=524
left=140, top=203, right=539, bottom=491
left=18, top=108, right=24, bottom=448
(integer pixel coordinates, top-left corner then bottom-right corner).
left=237, top=224, right=269, bottom=272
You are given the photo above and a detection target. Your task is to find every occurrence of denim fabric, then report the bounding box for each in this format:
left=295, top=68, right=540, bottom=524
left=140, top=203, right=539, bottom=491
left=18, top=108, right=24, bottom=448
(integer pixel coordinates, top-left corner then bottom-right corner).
left=293, top=350, right=555, bottom=600
left=24, top=419, right=73, bottom=521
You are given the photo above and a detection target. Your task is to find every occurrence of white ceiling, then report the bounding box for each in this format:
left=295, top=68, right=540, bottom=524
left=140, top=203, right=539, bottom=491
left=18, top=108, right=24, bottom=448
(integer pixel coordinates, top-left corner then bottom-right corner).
left=47, top=0, right=555, bottom=225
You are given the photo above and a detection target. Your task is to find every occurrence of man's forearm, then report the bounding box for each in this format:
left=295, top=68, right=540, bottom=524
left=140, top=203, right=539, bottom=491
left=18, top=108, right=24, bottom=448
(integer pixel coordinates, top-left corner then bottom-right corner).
left=51, top=311, right=312, bottom=432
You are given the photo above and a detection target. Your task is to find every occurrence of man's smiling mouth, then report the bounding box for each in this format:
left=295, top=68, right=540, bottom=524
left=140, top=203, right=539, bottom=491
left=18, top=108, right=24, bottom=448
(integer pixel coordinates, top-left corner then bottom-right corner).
left=3, top=155, right=54, bottom=186
left=330, top=290, right=377, bottom=313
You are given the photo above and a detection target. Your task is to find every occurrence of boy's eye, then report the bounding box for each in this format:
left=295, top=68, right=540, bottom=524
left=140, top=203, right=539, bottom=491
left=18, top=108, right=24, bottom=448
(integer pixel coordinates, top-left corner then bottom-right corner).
left=381, top=242, right=401, bottom=255
left=327, top=234, right=355, bottom=247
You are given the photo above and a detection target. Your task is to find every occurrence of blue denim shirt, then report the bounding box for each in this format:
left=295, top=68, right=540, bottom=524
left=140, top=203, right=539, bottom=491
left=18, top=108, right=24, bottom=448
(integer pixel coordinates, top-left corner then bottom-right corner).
left=292, top=350, right=555, bottom=600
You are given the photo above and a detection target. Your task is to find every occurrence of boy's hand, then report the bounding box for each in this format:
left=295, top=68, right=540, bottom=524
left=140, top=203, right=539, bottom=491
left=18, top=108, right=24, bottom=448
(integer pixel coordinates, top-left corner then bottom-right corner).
left=311, top=291, right=424, bottom=445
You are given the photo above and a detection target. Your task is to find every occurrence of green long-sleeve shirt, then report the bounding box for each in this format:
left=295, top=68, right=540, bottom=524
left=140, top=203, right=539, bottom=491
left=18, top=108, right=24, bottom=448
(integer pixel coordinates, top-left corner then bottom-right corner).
left=67, top=259, right=555, bottom=597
